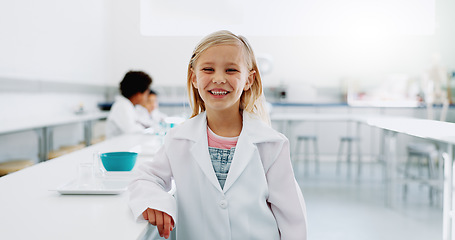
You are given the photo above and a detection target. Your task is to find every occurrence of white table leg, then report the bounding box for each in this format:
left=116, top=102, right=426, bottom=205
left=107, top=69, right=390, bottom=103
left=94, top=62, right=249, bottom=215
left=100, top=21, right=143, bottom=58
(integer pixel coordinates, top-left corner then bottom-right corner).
left=84, top=120, right=93, bottom=147
left=378, top=127, right=386, bottom=182
left=356, top=121, right=362, bottom=177
left=384, top=129, right=397, bottom=207
left=444, top=144, right=454, bottom=240
left=35, top=127, right=50, bottom=162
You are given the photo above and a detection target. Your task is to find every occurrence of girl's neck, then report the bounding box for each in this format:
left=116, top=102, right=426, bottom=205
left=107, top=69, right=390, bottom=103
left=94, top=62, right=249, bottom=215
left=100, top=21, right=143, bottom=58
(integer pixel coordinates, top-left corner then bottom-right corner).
left=206, top=109, right=243, bottom=138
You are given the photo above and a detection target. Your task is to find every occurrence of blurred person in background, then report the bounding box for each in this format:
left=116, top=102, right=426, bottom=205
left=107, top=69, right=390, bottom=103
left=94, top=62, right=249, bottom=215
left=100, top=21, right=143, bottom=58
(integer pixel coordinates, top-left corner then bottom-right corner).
left=136, top=89, right=167, bottom=131
left=106, top=71, right=152, bottom=138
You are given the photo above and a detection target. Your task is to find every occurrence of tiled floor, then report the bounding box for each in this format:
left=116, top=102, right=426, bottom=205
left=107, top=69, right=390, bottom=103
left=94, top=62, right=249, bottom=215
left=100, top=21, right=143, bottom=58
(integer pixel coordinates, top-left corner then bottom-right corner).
left=296, top=161, right=442, bottom=240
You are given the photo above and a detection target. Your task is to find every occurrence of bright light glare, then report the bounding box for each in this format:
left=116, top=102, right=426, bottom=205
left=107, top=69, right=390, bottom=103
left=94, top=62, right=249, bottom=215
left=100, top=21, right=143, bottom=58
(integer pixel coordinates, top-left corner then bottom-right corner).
left=140, top=0, right=435, bottom=36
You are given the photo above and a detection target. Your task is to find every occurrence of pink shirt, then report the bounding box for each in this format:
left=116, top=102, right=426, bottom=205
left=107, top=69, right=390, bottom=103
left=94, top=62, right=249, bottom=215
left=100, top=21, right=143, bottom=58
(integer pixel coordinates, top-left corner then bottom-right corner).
left=207, top=127, right=238, bottom=149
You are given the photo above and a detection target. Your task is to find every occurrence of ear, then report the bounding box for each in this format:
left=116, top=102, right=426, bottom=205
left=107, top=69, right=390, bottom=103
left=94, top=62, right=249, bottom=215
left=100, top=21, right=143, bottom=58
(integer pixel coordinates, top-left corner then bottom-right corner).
left=244, top=70, right=255, bottom=91
left=190, top=68, right=198, bottom=89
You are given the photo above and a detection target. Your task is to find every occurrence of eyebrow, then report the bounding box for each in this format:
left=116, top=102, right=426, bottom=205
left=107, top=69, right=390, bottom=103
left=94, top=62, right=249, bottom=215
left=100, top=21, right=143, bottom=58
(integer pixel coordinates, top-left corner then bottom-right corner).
left=198, top=61, right=214, bottom=66
left=198, top=61, right=241, bottom=67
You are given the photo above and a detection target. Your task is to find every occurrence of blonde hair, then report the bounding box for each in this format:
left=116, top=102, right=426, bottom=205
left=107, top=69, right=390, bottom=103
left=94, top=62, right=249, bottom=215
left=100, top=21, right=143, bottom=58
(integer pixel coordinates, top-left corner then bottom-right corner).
left=187, top=30, right=270, bottom=124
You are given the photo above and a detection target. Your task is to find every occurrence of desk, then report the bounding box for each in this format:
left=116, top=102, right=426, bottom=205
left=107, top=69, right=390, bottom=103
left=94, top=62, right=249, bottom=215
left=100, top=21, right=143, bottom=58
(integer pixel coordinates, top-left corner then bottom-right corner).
left=272, top=113, right=455, bottom=240
left=0, top=111, right=109, bottom=161
left=367, top=117, right=455, bottom=240
left=0, top=133, right=159, bottom=240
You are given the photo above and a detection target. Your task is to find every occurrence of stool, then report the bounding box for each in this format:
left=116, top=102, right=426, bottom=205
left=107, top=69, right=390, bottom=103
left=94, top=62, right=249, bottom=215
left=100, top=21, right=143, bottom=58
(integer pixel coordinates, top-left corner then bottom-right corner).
left=0, top=159, right=34, bottom=176
left=293, top=135, right=319, bottom=176
left=336, top=136, right=362, bottom=178
left=403, top=142, right=439, bottom=204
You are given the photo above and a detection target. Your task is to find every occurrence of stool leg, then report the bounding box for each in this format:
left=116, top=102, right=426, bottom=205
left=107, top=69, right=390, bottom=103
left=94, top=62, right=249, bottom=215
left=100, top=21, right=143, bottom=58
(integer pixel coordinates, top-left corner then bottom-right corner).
left=304, top=140, right=309, bottom=177
left=347, top=141, right=352, bottom=179
left=428, top=154, right=436, bottom=179
left=294, top=139, right=302, bottom=174
left=418, top=156, right=424, bottom=177
left=427, top=154, right=435, bottom=205
left=403, top=155, right=412, bottom=201
left=428, top=156, right=434, bottom=205
left=357, top=138, right=362, bottom=177
left=314, top=139, right=320, bottom=174
left=337, top=140, right=344, bottom=175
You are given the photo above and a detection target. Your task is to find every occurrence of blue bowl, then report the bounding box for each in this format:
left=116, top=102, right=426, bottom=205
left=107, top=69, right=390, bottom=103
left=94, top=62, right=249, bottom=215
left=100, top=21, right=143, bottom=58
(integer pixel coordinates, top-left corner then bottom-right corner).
left=100, top=152, right=137, bottom=171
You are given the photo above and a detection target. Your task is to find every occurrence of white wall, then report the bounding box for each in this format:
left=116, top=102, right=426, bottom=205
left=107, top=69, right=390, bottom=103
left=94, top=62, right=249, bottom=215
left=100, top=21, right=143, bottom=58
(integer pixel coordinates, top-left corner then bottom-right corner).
left=0, top=0, right=112, bottom=163
left=108, top=0, right=197, bottom=87
left=2, top=0, right=454, bottom=92
left=0, top=0, right=112, bottom=85
left=1, top=0, right=454, bottom=89
left=109, top=0, right=455, bottom=95
left=1, top=0, right=454, bottom=163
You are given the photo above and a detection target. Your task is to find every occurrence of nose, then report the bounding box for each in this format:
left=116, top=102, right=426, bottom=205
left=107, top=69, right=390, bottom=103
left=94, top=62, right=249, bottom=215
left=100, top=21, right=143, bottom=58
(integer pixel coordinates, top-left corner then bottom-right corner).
left=212, top=72, right=226, bottom=84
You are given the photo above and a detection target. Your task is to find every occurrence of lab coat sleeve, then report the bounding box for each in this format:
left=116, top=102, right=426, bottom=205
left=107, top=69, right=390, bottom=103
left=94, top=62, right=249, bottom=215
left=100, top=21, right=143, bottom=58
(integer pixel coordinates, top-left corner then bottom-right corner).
left=266, top=139, right=308, bottom=240
left=128, top=145, right=177, bottom=224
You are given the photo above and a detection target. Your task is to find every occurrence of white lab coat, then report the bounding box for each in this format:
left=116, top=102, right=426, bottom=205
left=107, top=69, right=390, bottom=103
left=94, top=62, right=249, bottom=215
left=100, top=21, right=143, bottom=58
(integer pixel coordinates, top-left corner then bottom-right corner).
left=135, top=104, right=167, bottom=130
left=128, top=111, right=307, bottom=240
left=135, top=104, right=155, bottom=128
left=106, top=95, right=145, bottom=139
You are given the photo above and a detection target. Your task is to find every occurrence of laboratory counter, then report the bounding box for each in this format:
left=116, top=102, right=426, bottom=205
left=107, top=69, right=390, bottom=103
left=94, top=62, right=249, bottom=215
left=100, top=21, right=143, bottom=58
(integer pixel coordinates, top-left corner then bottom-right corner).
left=0, top=133, right=160, bottom=240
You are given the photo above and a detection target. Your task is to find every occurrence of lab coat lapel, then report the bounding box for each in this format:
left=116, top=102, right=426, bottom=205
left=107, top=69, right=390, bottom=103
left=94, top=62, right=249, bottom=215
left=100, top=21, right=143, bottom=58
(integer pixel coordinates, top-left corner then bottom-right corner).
left=178, top=112, right=223, bottom=193
left=174, top=112, right=282, bottom=194
left=190, top=134, right=223, bottom=193
left=223, top=112, right=284, bottom=193
left=222, top=133, right=255, bottom=193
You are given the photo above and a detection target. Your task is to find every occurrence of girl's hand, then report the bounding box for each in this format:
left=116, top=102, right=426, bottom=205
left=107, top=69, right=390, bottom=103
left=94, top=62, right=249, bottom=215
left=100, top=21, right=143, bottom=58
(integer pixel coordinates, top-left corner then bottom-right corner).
left=142, top=208, right=174, bottom=239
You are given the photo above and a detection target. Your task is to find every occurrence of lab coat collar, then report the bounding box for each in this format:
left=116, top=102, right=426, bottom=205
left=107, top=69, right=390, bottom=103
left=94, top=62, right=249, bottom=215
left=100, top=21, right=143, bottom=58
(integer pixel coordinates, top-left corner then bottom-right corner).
left=174, top=111, right=282, bottom=144
left=115, top=95, right=135, bottom=108
left=173, top=111, right=284, bottom=193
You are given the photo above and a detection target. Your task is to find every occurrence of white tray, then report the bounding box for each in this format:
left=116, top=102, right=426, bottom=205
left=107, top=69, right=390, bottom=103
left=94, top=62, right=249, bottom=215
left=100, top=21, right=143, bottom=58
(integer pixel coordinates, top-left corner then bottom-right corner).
left=56, top=179, right=129, bottom=195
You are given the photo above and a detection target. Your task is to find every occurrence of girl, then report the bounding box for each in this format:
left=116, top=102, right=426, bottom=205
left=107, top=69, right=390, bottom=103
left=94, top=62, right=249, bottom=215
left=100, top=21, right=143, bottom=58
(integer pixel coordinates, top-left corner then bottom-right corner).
left=128, top=30, right=307, bottom=239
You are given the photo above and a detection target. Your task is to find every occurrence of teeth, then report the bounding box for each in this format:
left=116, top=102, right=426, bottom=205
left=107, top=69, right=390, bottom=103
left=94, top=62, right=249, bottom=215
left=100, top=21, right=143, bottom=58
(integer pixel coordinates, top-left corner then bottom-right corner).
left=211, top=90, right=228, bottom=95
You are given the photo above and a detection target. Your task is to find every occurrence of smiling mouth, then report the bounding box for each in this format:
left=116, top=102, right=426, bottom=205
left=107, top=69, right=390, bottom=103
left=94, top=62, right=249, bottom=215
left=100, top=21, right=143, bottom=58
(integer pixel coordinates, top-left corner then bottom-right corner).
left=209, top=90, right=229, bottom=95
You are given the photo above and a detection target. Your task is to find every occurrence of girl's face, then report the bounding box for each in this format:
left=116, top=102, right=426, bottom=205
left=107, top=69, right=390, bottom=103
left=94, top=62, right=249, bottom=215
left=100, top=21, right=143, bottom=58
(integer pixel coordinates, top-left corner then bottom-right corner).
left=191, top=44, right=254, bottom=114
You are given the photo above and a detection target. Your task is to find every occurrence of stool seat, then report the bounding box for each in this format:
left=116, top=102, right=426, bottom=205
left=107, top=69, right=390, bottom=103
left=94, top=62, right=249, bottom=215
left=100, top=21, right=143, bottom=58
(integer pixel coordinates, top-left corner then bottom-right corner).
left=340, top=136, right=360, bottom=141
left=407, top=142, right=438, bottom=156
left=297, top=135, right=317, bottom=141
left=0, top=159, right=34, bottom=176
